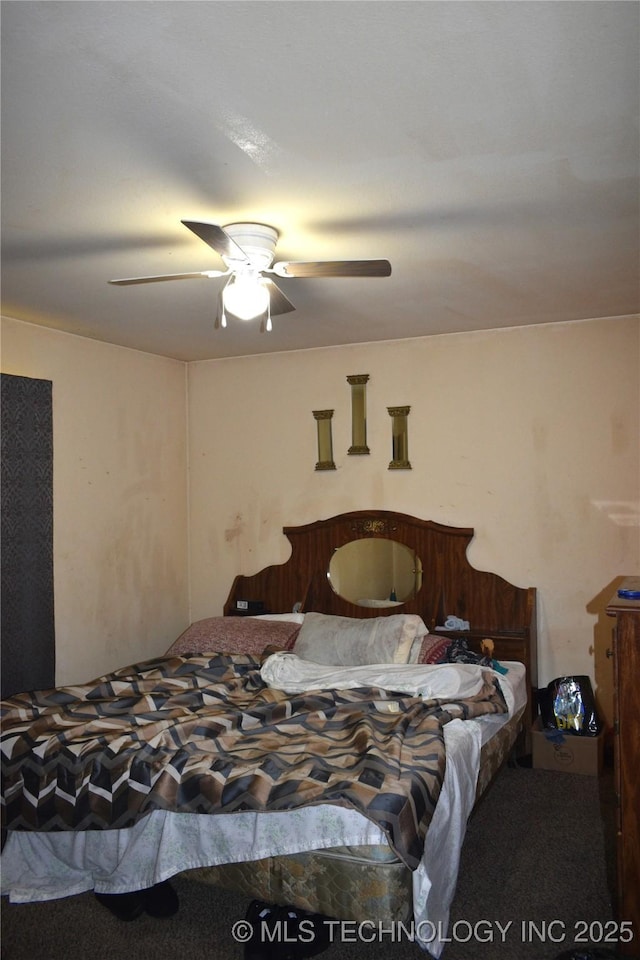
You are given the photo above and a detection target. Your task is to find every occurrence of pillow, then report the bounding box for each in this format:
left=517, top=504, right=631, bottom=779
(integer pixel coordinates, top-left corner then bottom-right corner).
left=252, top=613, right=306, bottom=624
left=414, top=634, right=452, bottom=665
left=166, top=617, right=301, bottom=658
left=293, top=612, right=428, bottom=667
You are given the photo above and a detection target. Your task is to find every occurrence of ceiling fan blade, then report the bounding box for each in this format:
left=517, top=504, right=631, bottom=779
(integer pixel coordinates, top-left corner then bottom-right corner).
left=109, top=271, right=226, bottom=285
left=265, top=279, right=296, bottom=315
left=272, top=259, right=391, bottom=279
left=181, top=221, right=250, bottom=264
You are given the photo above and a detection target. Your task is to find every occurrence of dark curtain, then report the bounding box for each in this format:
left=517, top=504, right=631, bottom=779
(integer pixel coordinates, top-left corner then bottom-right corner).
left=1, top=374, right=55, bottom=697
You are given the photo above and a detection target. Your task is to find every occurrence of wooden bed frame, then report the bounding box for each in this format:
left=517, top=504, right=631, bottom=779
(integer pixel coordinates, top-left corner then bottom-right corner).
left=185, top=510, right=537, bottom=924
left=224, top=510, right=538, bottom=736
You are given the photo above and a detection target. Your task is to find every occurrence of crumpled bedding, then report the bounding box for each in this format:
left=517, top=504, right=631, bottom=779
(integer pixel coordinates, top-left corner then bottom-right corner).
left=1, top=652, right=507, bottom=871
left=261, top=651, right=491, bottom=699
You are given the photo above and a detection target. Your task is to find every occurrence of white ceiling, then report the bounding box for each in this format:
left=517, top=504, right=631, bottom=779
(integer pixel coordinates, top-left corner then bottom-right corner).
left=2, top=1, right=638, bottom=362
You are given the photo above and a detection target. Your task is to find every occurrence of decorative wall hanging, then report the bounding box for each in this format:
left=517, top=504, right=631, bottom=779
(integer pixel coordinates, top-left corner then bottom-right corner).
left=313, top=410, right=336, bottom=471
left=387, top=406, right=411, bottom=469
left=347, top=374, right=369, bottom=455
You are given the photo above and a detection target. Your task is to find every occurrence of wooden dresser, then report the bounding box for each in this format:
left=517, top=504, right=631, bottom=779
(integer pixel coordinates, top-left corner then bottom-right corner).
left=606, top=577, right=640, bottom=956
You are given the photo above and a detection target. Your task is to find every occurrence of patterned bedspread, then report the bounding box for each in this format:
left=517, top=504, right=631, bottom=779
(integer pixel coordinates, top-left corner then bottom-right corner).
left=1, top=654, right=507, bottom=870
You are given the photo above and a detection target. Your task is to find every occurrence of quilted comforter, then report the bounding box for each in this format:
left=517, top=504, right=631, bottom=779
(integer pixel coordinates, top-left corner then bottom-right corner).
left=1, top=653, right=507, bottom=870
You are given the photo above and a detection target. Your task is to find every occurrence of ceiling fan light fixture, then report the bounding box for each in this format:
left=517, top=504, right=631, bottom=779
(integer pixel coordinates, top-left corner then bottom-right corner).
left=109, top=218, right=390, bottom=331
left=222, top=273, right=270, bottom=321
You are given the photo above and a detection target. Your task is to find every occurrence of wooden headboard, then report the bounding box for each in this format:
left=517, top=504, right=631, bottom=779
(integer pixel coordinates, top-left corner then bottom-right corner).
left=224, top=510, right=537, bottom=729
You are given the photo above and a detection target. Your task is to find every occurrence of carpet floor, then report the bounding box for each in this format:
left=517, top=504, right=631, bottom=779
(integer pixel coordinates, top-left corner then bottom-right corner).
left=0, top=764, right=622, bottom=960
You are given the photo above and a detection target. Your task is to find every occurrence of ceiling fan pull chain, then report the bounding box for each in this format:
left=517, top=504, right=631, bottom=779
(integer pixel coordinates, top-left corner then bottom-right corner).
left=219, top=276, right=234, bottom=328
left=265, top=293, right=272, bottom=332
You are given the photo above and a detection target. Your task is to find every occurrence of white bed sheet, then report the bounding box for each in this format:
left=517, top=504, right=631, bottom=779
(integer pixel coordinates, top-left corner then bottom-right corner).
left=1, top=662, right=526, bottom=957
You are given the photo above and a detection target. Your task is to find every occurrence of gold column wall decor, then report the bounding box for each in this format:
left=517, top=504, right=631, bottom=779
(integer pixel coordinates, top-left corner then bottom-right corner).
left=313, top=410, right=336, bottom=471
left=347, top=374, right=370, bottom=455
left=388, top=406, right=411, bottom=469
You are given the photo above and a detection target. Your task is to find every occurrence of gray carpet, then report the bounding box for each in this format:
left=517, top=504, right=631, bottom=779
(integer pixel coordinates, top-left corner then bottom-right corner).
left=0, top=765, right=618, bottom=960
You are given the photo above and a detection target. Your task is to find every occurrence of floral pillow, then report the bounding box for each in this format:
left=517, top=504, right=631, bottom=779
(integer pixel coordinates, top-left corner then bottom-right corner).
left=166, top=617, right=301, bottom=658
left=413, top=634, right=452, bottom=664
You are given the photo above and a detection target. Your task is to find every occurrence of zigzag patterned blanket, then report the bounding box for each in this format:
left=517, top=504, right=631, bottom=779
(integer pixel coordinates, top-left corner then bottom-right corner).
left=1, top=653, right=507, bottom=870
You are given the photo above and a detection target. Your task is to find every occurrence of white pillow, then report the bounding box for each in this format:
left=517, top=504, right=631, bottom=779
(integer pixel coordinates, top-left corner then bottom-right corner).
left=252, top=613, right=306, bottom=624
left=293, top=612, right=428, bottom=667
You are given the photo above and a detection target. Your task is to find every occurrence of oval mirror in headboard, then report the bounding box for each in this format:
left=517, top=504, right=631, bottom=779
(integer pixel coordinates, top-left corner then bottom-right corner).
left=328, top=537, right=422, bottom=607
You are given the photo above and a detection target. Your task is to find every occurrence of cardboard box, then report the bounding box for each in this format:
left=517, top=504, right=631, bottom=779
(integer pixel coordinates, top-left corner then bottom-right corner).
left=531, top=717, right=604, bottom=776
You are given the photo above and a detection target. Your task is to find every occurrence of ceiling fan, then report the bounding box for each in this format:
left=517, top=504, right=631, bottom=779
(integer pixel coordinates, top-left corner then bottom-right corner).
left=109, top=221, right=392, bottom=331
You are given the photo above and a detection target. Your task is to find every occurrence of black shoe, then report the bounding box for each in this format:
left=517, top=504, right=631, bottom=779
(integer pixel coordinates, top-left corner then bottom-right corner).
left=276, top=905, right=331, bottom=960
left=94, top=890, right=145, bottom=921
left=242, top=901, right=331, bottom=960
left=244, top=901, right=279, bottom=960
left=143, top=880, right=179, bottom=918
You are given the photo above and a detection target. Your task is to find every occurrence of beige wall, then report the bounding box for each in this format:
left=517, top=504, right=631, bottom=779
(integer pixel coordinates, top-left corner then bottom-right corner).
left=188, top=316, right=640, bottom=725
left=1, top=317, right=189, bottom=683
left=2, top=314, right=638, bottom=726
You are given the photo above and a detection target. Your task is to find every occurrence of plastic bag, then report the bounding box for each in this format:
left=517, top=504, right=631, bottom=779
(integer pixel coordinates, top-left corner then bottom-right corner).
left=538, top=675, right=602, bottom=737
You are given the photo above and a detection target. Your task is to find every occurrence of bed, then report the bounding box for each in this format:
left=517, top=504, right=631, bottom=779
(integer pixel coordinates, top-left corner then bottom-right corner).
left=1, top=511, right=537, bottom=957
